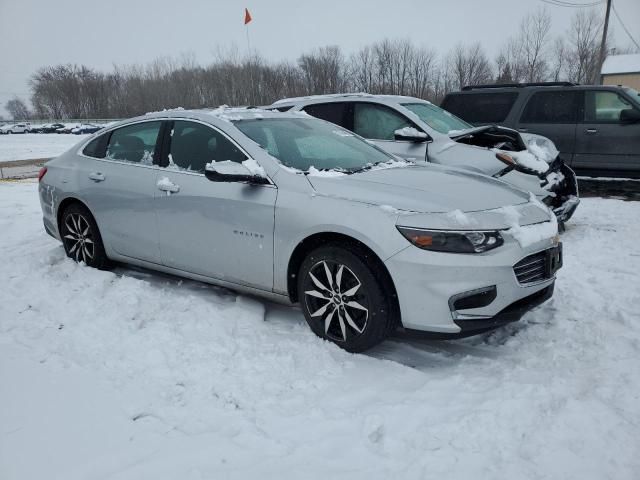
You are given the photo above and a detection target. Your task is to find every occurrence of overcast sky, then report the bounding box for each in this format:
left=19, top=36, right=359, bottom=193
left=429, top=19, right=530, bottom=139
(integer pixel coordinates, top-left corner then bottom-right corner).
left=1, top=0, right=638, bottom=117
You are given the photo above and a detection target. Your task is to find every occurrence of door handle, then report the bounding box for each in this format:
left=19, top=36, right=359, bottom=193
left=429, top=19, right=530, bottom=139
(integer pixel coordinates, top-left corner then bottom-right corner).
left=88, top=172, right=105, bottom=182
left=585, top=128, right=598, bottom=134
left=157, top=177, right=180, bottom=194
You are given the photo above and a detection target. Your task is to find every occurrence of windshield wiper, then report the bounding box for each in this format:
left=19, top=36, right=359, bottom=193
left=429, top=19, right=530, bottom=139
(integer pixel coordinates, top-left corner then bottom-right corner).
left=348, top=161, right=387, bottom=174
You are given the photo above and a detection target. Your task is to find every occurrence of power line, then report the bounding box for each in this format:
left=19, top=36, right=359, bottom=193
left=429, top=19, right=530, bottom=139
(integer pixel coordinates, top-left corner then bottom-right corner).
left=540, top=0, right=602, bottom=7
left=611, top=2, right=640, bottom=50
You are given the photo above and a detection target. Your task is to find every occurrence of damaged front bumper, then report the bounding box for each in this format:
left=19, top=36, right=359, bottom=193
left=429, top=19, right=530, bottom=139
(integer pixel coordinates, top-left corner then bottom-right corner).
left=541, top=157, right=580, bottom=223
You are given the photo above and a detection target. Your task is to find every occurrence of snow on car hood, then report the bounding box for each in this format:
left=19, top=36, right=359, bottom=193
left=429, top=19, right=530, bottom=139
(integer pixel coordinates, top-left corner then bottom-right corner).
left=448, top=126, right=559, bottom=166
left=305, top=164, right=532, bottom=214
left=520, top=133, right=560, bottom=163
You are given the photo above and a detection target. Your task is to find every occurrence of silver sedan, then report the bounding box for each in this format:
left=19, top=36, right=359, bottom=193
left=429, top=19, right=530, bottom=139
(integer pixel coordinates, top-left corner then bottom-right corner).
left=38, top=108, right=562, bottom=352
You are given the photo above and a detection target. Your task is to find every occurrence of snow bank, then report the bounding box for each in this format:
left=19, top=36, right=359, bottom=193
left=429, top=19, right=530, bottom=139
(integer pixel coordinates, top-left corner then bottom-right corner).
left=1, top=182, right=640, bottom=479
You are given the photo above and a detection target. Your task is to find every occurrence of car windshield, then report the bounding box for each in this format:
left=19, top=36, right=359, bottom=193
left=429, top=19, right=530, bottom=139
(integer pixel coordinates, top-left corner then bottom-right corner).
left=234, top=117, right=396, bottom=173
left=402, top=102, right=472, bottom=134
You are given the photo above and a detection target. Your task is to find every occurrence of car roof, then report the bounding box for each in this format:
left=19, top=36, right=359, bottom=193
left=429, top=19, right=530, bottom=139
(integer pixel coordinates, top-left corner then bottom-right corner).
left=108, top=106, right=314, bottom=130
left=449, top=83, right=627, bottom=95
left=271, top=93, right=431, bottom=107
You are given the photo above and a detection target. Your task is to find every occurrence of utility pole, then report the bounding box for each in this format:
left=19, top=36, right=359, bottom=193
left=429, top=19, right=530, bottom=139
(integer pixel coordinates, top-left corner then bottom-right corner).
left=597, top=0, right=612, bottom=85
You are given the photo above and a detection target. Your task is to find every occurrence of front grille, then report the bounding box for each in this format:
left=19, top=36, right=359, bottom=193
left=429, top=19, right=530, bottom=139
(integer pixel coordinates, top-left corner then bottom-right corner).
left=513, top=250, right=553, bottom=284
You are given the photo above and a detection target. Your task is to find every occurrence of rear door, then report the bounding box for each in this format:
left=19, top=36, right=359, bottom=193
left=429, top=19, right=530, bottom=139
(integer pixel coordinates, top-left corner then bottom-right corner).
left=153, top=119, right=276, bottom=290
left=301, top=101, right=428, bottom=162
left=514, top=90, right=582, bottom=163
left=77, top=120, right=163, bottom=263
left=573, top=89, right=640, bottom=176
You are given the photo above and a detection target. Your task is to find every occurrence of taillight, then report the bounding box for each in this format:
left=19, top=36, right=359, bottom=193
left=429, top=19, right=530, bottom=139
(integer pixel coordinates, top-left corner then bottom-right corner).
left=38, top=167, right=47, bottom=182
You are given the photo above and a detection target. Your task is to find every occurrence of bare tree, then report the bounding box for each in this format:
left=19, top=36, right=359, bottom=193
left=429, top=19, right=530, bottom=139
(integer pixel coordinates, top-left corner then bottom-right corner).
left=5, top=97, right=31, bottom=120
left=446, top=43, right=493, bottom=90
left=298, top=46, right=346, bottom=94
left=520, top=8, right=552, bottom=82
left=495, top=38, right=527, bottom=83
left=550, top=37, right=568, bottom=82
left=566, top=9, right=604, bottom=84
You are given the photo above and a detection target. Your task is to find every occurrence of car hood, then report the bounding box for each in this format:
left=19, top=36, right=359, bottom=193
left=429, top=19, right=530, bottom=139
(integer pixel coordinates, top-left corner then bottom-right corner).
left=305, top=164, right=531, bottom=214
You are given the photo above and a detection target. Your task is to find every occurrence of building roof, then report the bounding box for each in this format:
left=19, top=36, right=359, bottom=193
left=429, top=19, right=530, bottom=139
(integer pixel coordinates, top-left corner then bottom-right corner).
left=601, top=53, right=640, bottom=75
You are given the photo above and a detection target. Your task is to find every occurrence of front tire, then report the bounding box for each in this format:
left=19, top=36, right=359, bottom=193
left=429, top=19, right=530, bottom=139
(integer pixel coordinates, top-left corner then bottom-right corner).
left=60, top=203, right=110, bottom=269
left=298, top=244, right=397, bottom=352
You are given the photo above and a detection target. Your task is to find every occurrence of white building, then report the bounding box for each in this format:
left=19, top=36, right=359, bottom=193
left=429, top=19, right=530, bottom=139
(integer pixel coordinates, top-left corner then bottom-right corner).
left=601, top=53, right=640, bottom=90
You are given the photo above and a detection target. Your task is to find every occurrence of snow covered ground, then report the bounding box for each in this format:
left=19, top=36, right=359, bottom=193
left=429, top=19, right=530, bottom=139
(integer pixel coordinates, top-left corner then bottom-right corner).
left=1, top=180, right=639, bottom=480
left=0, top=133, right=89, bottom=162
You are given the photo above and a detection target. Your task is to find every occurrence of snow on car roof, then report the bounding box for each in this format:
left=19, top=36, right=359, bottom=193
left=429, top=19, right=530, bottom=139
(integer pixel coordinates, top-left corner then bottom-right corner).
left=601, top=53, right=640, bottom=75
left=140, top=106, right=311, bottom=123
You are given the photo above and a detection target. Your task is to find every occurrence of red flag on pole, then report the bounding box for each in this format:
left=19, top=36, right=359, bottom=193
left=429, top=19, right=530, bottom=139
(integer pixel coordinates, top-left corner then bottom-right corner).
left=244, top=8, right=252, bottom=25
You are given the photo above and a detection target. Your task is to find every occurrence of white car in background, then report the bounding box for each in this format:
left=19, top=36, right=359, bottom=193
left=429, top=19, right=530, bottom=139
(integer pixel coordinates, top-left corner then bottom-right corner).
left=0, top=122, right=30, bottom=134
left=269, top=94, right=580, bottom=222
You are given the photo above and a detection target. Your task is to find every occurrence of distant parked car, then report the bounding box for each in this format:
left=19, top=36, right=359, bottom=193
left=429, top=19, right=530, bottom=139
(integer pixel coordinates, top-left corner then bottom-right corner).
left=38, top=108, right=562, bottom=352
left=38, top=123, right=67, bottom=134
left=72, top=124, right=103, bottom=135
left=0, top=122, right=30, bottom=134
left=270, top=94, right=579, bottom=222
left=56, top=124, right=79, bottom=134
left=441, top=83, right=640, bottom=179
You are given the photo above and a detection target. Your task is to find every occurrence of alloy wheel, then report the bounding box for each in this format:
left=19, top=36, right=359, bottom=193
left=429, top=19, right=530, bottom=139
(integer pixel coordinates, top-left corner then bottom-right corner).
left=303, top=260, right=369, bottom=342
left=63, top=213, right=95, bottom=264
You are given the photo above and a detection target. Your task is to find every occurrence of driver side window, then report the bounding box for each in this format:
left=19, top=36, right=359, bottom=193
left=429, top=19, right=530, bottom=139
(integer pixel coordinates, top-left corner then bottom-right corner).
left=353, top=103, right=411, bottom=140
left=168, top=121, right=246, bottom=173
left=585, top=91, right=633, bottom=123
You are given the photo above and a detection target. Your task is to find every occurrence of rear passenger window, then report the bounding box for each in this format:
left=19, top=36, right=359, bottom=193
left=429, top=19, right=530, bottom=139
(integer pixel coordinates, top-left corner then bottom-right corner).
left=303, top=103, right=349, bottom=127
left=520, top=91, right=580, bottom=124
left=82, top=133, right=109, bottom=158
left=106, top=121, right=162, bottom=165
left=442, top=92, right=518, bottom=124
left=353, top=103, right=411, bottom=140
left=168, top=121, right=246, bottom=173
left=584, top=91, right=633, bottom=122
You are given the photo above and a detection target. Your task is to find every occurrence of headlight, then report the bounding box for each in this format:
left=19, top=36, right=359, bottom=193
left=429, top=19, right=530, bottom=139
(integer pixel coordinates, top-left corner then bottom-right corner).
left=396, top=227, right=504, bottom=253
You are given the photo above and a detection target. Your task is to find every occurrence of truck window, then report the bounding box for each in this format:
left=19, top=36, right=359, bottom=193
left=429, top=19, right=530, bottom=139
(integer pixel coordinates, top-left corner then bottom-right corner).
left=442, top=92, right=518, bottom=124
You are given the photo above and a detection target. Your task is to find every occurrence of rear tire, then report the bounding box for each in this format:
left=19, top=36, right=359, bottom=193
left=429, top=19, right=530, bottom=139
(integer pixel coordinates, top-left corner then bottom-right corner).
left=297, top=244, right=397, bottom=352
left=60, top=203, right=110, bottom=269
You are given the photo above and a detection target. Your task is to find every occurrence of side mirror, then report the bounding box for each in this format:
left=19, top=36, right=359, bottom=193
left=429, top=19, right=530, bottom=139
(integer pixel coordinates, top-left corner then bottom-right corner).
left=205, top=161, right=269, bottom=184
left=620, top=108, right=640, bottom=124
left=394, top=127, right=429, bottom=143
